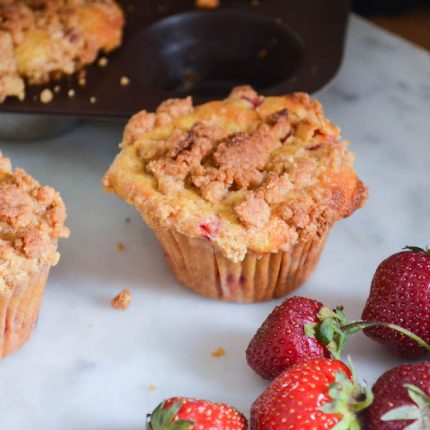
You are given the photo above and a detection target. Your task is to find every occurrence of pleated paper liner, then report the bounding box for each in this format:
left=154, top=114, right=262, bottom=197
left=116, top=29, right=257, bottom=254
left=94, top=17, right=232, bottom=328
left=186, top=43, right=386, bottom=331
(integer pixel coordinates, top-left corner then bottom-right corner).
left=0, top=265, right=49, bottom=359
left=153, top=224, right=328, bottom=303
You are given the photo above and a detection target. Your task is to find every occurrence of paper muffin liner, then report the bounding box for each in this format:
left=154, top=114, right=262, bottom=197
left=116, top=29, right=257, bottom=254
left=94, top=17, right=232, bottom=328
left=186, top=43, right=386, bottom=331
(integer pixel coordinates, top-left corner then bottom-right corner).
left=151, top=224, right=329, bottom=303
left=0, top=264, right=50, bottom=359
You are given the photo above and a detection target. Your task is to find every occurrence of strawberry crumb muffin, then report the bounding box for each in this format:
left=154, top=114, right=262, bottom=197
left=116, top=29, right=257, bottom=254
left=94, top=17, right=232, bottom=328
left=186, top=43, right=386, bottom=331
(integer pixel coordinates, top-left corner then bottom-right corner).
left=0, top=152, right=69, bottom=358
left=0, top=0, right=124, bottom=101
left=104, top=86, right=367, bottom=303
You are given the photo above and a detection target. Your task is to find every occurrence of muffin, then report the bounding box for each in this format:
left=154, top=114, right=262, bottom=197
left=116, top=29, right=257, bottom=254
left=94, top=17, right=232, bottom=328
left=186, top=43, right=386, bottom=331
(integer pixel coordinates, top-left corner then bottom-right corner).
left=104, top=86, right=367, bottom=303
left=0, top=0, right=124, bottom=101
left=0, top=153, right=69, bottom=358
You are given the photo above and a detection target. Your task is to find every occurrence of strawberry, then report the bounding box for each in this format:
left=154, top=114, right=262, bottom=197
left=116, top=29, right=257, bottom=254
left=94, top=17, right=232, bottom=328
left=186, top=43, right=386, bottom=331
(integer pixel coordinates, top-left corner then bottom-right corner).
left=250, top=358, right=372, bottom=430
left=362, top=362, right=430, bottom=430
left=362, top=247, right=430, bottom=358
left=246, top=297, right=331, bottom=379
left=246, top=295, right=430, bottom=380
left=147, top=397, right=247, bottom=430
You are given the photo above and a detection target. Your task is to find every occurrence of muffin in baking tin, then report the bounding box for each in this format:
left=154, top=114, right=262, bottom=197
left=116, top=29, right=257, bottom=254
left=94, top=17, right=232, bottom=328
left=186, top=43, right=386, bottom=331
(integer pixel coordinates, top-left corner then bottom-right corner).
left=0, top=0, right=124, bottom=102
left=106, top=86, right=367, bottom=302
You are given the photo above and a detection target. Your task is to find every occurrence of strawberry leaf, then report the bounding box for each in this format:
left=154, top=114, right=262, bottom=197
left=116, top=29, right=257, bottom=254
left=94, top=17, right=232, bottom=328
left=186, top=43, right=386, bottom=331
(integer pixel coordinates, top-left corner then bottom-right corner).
left=304, top=306, right=349, bottom=359
left=381, top=384, right=430, bottom=430
left=149, top=400, right=195, bottom=430
left=404, top=246, right=430, bottom=254
left=321, top=369, right=373, bottom=430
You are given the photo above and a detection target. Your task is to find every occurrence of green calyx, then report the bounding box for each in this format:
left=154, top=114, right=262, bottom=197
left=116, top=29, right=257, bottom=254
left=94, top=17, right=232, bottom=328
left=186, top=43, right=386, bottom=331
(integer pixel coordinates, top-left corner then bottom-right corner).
left=147, top=400, right=195, bottom=430
left=304, top=306, right=349, bottom=359
left=305, top=306, right=430, bottom=359
left=404, top=245, right=430, bottom=255
left=320, top=367, right=374, bottom=430
left=381, top=384, right=430, bottom=430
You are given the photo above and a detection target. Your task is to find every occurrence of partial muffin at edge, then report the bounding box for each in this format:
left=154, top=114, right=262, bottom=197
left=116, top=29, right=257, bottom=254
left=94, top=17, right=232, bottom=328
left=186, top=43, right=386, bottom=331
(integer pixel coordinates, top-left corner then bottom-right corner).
left=104, top=86, right=367, bottom=302
left=0, top=152, right=69, bottom=358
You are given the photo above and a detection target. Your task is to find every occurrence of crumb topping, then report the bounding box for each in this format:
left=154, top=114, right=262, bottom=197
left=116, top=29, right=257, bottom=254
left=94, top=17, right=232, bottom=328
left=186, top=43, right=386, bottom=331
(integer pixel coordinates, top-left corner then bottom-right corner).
left=105, top=86, right=367, bottom=262
left=0, top=152, right=69, bottom=289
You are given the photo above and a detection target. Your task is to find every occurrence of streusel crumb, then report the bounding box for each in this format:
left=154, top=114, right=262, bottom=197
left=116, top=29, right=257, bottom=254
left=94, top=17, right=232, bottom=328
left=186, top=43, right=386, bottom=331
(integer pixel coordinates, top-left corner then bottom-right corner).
left=111, top=288, right=131, bottom=310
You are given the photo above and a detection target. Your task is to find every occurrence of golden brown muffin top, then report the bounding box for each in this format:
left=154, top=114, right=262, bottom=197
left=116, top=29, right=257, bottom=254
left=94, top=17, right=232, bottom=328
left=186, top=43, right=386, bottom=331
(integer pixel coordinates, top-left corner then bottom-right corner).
left=0, top=153, right=69, bottom=290
left=104, top=86, right=367, bottom=262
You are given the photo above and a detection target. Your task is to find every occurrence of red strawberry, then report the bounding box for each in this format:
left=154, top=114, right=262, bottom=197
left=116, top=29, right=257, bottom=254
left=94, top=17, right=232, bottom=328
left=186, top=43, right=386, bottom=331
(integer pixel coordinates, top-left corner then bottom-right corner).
left=362, top=247, right=430, bottom=358
left=246, top=295, right=430, bottom=381
left=147, top=397, right=247, bottom=430
left=362, top=362, right=430, bottom=430
left=250, top=358, right=372, bottom=430
left=246, top=297, right=331, bottom=379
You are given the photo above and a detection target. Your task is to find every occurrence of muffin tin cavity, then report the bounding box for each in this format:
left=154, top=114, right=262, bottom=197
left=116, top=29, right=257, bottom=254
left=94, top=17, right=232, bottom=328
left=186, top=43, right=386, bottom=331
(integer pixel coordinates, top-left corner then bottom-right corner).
left=137, top=11, right=304, bottom=101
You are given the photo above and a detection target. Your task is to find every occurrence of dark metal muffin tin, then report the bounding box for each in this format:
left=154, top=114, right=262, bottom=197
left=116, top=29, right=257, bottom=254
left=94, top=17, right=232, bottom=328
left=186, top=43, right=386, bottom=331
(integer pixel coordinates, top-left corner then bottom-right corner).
left=0, top=0, right=350, bottom=118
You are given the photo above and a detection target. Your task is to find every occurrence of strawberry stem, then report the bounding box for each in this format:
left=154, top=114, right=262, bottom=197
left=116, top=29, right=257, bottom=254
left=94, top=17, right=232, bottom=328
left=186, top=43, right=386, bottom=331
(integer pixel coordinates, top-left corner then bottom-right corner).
left=341, top=321, right=430, bottom=353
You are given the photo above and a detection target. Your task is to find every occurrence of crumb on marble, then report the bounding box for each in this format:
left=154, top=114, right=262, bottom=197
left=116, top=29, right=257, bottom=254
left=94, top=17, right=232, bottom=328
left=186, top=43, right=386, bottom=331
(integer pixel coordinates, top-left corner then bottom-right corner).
left=54, top=85, right=61, bottom=93
left=68, top=89, right=76, bottom=98
left=211, top=347, right=226, bottom=358
left=148, top=384, right=157, bottom=392
left=125, top=217, right=131, bottom=223
left=111, top=288, right=132, bottom=310
left=40, top=88, right=53, bottom=103
left=90, top=96, right=97, bottom=104
left=116, top=242, right=125, bottom=251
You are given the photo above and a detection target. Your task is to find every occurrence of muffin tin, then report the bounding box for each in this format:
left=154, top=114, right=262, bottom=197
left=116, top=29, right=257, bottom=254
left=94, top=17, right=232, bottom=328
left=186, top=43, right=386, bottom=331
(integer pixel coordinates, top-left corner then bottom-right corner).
left=0, top=0, right=349, bottom=118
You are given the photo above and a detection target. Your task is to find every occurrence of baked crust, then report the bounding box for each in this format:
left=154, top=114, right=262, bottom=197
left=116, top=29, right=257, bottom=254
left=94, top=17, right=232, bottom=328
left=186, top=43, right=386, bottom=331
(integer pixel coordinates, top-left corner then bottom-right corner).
left=0, top=0, right=124, bottom=100
left=104, top=86, right=367, bottom=262
left=0, top=152, right=69, bottom=291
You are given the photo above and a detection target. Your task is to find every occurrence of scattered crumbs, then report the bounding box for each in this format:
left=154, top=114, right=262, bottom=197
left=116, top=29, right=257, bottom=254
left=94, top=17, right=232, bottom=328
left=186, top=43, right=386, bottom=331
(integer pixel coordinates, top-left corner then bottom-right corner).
left=78, top=70, right=86, bottom=86
left=125, top=217, right=131, bottom=223
left=148, top=384, right=157, bottom=393
left=90, top=96, right=97, bottom=104
left=195, top=0, right=220, bottom=9
left=116, top=242, right=125, bottom=251
left=40, top=88, right=53, bottom=103
left=257, top=48, right=268, bottom=60
left=54, top=85, right=61, bottom=93
left=68, top=89, right=76, bottom=98
left=111, top=288, right=132, bottom=310
left=120, top=76, right=130, bottom=86
left=211, top=347, right=226, bottom=358
left=98, top=56, right=108, bottom=67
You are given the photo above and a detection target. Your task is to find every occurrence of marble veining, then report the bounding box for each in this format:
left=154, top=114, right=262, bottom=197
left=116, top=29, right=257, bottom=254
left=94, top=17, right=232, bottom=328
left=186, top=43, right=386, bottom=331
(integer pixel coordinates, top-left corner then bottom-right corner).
left=0, top=15, right=429, bottom=429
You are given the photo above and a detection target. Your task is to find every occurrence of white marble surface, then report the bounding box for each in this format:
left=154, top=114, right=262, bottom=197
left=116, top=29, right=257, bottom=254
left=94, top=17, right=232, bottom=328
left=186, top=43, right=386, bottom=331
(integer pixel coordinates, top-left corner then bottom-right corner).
left=0, top=15, right=429, bottom=429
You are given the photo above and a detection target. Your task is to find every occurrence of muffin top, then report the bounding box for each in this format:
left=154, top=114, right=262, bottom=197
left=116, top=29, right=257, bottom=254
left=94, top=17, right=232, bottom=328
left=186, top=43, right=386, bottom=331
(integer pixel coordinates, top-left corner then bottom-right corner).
left=104, top=86, right=367, bottom=262
left=0, top=153, right=69, bottom=290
